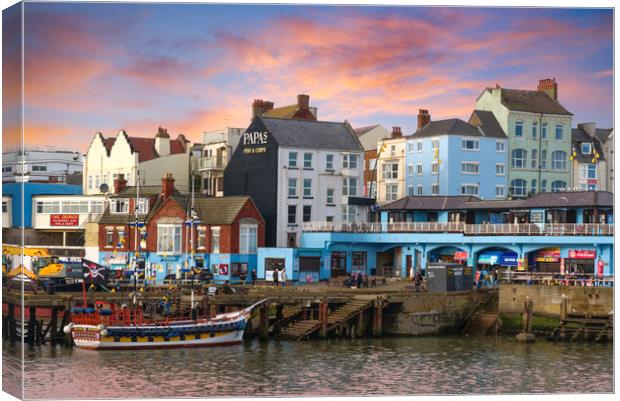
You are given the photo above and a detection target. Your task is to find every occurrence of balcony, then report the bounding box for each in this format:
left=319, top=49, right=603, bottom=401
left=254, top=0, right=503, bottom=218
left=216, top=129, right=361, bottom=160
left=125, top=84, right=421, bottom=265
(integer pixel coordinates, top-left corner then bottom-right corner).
left=301, top=222, right=614, bottom=236
left=198, top=156, right=225, bottom=171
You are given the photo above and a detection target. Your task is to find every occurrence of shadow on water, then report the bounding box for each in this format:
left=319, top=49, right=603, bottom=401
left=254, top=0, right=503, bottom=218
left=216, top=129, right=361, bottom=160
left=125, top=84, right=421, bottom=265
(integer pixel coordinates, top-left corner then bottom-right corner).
left=3, top=336, right=613, bottom=399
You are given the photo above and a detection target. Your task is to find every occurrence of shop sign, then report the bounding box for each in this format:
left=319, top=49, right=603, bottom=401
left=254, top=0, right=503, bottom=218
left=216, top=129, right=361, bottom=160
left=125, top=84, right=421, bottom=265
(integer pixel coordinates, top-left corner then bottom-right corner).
left=517, top=258, right=525, bottom=271
left=219, top=264, right=229, bottom=275
left=597, top=259, right=604, bottom=276
left=587, top=179, right=597, bottom=186
left=568, top=249, right=596, bottom=259
left=50, top=214, right=79, bottom=226
left=454, top=251, right=468, bottom=260
left=499, top=253, right=518, bottom=266
left=535, top=248, right=560, bottom=263
left=530, top=212, right=544, bottom=224
left=560, top=258, right=565, bottom=275
left=242, top=131, right=268, bottom=154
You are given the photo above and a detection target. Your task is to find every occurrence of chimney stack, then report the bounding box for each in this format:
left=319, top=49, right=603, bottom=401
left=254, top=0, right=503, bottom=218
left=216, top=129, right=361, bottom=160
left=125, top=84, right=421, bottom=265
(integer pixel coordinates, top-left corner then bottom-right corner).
left=578, top=122, right=597, bottom=138
left=297, top=94, right=310, bottom=111
left=263, top=101, right=274, bottom=113
left=154, top=127, right=170, bottom=156
left=391, top=126, right=402, bottom=138
left=417, top=109, right=431, bottom=129
left=161, top=173, right=175, bottom=199
left=113, top=174, right=127, bottom=194
left=537, top=78, right=558, bottom=101
left=252, top=99, right=264, bottom=118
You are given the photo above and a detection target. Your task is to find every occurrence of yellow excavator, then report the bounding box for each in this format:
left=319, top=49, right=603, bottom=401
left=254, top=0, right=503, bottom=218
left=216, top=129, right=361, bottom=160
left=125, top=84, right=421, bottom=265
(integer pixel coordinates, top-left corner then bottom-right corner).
left=2, top=244, right=50, bottom=280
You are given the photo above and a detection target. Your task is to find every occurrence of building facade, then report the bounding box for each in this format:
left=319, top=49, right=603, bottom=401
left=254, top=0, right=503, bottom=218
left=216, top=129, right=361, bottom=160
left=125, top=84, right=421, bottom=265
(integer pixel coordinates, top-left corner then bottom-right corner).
left=2, top=148, right=83, bottom=184
left=475, top=79, right=573, bottom=197
left=375, top=127, right=408, bottom=204
left=354, top=124, right=391, bottom=199
left=82, top=127, right=192, bottom=195
left=571, top=123, right=608, bottom=191
left=97, top=174, right=265, bottom=283
left=198, top=127, right=244, bottom=197
left=405, top=110, right=508, bottom=199
left=297, top=191, right=613, bottom=282
left=224, top=116, right=366, bottom=248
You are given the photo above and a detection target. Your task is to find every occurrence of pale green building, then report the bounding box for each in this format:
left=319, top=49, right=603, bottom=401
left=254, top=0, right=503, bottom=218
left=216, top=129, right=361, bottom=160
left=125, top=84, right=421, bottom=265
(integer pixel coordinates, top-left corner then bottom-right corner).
left=475, top=78, right=573, bottom=198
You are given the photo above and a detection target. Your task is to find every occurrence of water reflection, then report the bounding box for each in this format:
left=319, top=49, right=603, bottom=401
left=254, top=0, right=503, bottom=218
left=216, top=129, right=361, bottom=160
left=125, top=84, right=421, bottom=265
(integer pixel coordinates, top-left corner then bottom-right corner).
left=2, top=336, right=613, bottom=399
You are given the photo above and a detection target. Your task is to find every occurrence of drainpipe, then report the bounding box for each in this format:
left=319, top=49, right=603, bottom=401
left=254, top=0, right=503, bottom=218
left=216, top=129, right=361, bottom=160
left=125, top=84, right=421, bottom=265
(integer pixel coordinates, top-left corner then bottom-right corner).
left=538, top=113, right=543, bottom=194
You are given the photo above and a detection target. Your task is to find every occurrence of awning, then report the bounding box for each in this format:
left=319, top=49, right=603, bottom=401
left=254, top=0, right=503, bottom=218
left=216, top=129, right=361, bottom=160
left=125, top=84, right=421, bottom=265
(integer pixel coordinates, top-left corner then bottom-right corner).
left=478, top=251, right=518, bottom=266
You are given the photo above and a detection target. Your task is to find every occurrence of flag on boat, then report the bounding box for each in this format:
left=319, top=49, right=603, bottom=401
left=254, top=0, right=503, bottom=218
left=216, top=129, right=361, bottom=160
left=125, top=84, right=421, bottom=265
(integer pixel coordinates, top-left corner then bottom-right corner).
left=82, top=259, right=109, bottom=286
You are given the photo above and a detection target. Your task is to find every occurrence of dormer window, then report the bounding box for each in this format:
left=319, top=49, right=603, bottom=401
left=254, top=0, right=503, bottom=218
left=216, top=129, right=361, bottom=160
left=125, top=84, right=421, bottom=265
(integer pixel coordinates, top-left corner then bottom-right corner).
left=110, top=199, right=129, bottom=213
left=581, top=143, right=592, bottom=155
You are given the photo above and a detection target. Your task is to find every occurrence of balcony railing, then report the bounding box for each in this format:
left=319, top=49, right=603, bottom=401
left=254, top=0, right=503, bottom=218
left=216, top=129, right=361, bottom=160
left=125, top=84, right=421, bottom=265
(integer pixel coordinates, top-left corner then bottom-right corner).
left=198, top=157, right=225, bottom=170
left=301, top=222, right=614, bottom=236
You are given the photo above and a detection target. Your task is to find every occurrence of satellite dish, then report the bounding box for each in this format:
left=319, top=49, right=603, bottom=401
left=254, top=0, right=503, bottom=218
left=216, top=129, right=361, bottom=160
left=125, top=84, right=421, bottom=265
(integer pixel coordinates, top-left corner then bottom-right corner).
left=100, top=183, right=109, bottom=193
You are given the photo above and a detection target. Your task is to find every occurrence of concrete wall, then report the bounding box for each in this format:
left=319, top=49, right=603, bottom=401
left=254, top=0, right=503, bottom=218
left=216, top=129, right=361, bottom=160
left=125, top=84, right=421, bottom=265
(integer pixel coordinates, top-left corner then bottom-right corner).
left=499, top=284, right=613, bottom=317
left=383, top=290, right=488, bottom=335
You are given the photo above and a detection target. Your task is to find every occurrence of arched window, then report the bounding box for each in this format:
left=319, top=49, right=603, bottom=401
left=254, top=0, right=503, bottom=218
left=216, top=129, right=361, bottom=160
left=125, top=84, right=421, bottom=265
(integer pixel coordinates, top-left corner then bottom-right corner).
left=510, top=179, right=527, bottom=197
left=531, top=179, right=537, bottom=194
left=551, top=180, right=567, bottom=192
left=541, top=179, right=547, bottom=193
left=541, top=150, right=547, bottom=169
left=551, top=151, right=567, bottom=170
left=531, top=149, right=538, bottom=169
left=511, top=149, right=527, bottom=169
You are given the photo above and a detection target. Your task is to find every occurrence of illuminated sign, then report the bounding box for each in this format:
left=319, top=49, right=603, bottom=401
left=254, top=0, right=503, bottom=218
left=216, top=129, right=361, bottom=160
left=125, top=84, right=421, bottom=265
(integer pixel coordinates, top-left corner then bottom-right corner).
left=568, top=249, right=596, bottom=259
left=454, top=251, right=468, bottom=260
left=535, top=248, right=560, bottom=263
left=50, top=214, right=79, bottom=226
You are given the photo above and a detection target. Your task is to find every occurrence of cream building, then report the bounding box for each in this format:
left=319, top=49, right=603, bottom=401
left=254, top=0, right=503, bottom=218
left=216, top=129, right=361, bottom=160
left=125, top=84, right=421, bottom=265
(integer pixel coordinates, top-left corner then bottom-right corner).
left=375, top=127, right=409, bottom=204
left=475, top=79, right=573, bottom=197
left=83, top=127, right=193, bottom=195
left=198, top=127, right=244, bottom=197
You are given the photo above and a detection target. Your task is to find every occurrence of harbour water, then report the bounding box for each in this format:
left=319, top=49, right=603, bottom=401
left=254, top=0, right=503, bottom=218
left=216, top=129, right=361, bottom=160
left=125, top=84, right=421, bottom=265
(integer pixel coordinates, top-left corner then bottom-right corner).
left=3, top=336, right=613, bottom=398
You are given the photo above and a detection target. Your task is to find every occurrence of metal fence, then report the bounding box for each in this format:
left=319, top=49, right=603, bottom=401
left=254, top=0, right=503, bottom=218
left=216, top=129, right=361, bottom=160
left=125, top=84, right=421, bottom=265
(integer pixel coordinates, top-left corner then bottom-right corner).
left=302, top=222, right=613, bottom=236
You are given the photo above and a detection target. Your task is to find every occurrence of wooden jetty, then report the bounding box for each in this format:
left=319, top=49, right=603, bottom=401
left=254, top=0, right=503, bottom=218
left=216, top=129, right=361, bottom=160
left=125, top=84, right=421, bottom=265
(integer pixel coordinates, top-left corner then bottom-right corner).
left=548, top=296, right=613, bottom=342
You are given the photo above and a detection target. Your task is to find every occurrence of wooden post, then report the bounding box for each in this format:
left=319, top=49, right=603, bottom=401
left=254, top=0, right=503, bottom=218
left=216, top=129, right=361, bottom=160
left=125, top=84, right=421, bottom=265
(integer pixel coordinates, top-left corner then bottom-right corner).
left=319, top=302, right=328, bottom=339
left=50, top=307, right=59, bottom=346
left=357, top=309, right=365, bottom=337
left=372, top=299, right=383, bottom=337
left=259, top=302, right=269, bottom=341
left=560, top=296, right=568, bottom=321
left=8, top=303, right=17, bottom=343
left=27, top=306, right=37, bottom=345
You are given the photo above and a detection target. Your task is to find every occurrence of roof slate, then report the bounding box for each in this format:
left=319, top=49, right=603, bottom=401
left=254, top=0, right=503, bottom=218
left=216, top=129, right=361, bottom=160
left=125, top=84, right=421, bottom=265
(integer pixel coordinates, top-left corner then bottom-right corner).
left=192, top=196, right=256, bottom=225
left=354, top=125, right=380, bottom=136
left=382, top=195, right=479, bottom=210
left=571, top=128, right=605, bottom=163
left=102, top=133, right=187, bottom=162
left=595, top=128, right=613, bottom=143
left=468, top=110, right=508, bottom=138
left=260, top=116, right=363, bottom=151
left=411, top=118, right=484, bottom=139
left=497, top=88, right=573, bottom=115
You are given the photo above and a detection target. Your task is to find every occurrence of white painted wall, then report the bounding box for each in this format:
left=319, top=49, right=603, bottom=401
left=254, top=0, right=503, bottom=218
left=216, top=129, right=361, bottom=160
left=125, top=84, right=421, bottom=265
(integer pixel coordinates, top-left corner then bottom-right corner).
left=2, top=196, right=11, bottom=228
left=276, top=147, right=365, bottom=247
left=375, top=136, right=408, bottom=204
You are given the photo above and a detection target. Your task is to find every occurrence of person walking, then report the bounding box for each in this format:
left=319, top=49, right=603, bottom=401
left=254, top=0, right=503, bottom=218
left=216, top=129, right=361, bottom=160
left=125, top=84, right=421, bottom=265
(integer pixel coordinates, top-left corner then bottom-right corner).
left=356, top=271, right=363, bottom=289
left=281, top=268, right=287, bottom=287
left=414, top=270, right=423, bottom=292
left=251, top=269, right=257, bottom=286
left=273, top=268, right=279, bottom=287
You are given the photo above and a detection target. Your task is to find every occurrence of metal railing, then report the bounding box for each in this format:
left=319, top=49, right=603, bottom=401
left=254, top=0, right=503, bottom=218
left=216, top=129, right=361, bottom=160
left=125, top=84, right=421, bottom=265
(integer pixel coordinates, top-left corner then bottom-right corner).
left=302, top=222, right=613, bottom=236
left=198, top=156, right=225, bottom=170
left=500, top=272, right=614, bottom=287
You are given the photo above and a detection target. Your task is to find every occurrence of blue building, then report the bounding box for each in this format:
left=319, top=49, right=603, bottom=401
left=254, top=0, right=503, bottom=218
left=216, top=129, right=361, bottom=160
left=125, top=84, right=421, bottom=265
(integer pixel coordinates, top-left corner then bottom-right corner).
left=1, top=182, right=82, bottom=228
left=405, top=110, right=508, bottom=199
left=287, top=191, right=613, bottom=282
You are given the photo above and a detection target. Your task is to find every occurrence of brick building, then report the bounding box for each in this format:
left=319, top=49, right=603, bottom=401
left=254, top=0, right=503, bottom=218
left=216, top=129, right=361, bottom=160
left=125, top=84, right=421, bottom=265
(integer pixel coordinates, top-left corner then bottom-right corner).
left=97, top=173, right=265, bottom=283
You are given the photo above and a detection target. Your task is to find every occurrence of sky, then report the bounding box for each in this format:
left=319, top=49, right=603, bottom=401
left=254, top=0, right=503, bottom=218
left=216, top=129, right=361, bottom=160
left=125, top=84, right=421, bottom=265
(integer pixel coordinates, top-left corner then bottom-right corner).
left=2, top=3, right=614, bottom=152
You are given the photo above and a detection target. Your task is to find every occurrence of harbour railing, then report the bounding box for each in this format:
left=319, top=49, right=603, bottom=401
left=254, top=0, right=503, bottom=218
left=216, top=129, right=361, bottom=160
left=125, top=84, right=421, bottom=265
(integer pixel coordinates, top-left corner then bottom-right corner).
left=301, top=222, right=613, bottom=236
left=500, top=272, right=614, bottom=287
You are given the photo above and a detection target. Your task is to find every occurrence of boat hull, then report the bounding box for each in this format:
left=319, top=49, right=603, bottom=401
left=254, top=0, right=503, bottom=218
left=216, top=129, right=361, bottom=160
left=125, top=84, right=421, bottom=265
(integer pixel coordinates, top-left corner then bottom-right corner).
left=72, top=326, right=245, bottom=350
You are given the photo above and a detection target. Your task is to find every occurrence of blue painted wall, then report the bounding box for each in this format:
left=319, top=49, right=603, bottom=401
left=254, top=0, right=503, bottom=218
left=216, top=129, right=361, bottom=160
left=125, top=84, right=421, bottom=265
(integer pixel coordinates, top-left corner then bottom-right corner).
left=2, top=182, right=82, bottom=228
left=405, top=135, right=507, bottom=199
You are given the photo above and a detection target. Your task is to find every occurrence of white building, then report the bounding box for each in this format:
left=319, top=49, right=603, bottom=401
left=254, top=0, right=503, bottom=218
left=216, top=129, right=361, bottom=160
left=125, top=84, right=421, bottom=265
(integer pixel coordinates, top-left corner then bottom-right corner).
left=375, top=127, right=409, bottom=204
left=198, top=127, right=244, bottom=197
left=571, top=123, right=613, bottom=191
left=82, top=127, right=193, bottom=195
left=224, top=116, right=367, bottom=248
left=2, top=148, right=83, bottom=183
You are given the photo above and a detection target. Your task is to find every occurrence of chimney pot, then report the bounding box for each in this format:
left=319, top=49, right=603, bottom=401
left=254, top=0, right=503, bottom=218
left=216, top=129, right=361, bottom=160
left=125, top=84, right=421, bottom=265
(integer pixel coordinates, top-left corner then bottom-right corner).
left=113, top=174, right=127, bottom=194
left=537, top=78, right=558, bottom=101
left=417, top=109, right=431, bottom=129
left=161, top=173, right=175, bottom=199
left=391, top=126, right=402, bottom=138
left=297, top=94, right=310, bottom=111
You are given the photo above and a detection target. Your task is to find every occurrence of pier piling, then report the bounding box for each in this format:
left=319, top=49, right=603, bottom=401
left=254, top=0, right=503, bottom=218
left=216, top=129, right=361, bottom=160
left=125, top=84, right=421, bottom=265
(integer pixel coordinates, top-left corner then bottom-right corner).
left=50, top=307, right=59, bottom=346
left=259, top=302, right=269, bottom=341
left=8, top=303, right=17, bottom=342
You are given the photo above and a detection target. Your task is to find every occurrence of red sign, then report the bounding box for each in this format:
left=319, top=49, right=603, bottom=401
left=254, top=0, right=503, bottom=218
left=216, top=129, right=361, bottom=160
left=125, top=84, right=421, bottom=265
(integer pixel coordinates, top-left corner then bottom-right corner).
left=536, top=248, right=560, bottom=262
left=50, top=214, right=79, bottom=226
left=568, top=249, right=596, bottom=259
left=587, top=179, right=597, bottom=186
left=219, top=264, right=229, bottom=275
left=454, top=251, right=468, bottom=260
left=597, top=259, right=604, bottom=276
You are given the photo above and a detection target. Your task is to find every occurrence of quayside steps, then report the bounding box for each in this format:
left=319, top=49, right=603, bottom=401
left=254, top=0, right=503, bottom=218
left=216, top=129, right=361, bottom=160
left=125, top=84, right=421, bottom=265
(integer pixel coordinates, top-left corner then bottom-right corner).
left=549, top=313, right=613, bottom=342
left=461, top=290, right=499, bottom=336
left=278, top=295, right=381, bottom=341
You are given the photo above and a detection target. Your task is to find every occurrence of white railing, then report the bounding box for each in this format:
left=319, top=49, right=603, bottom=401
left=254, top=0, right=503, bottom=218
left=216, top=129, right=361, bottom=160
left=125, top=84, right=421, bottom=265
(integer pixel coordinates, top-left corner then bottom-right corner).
left=302, top=222, right=614, bottom=236
left=198, top=157, right=225, bottom=170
